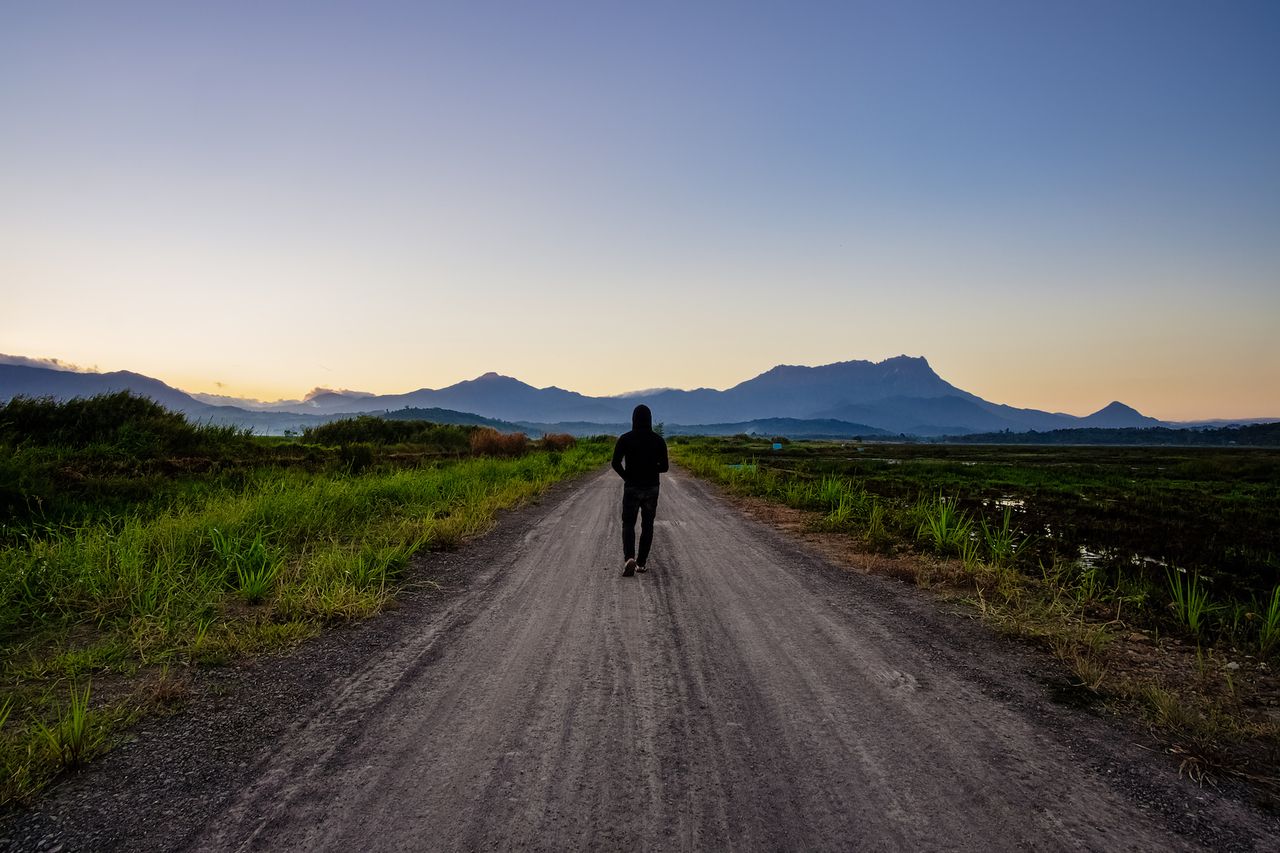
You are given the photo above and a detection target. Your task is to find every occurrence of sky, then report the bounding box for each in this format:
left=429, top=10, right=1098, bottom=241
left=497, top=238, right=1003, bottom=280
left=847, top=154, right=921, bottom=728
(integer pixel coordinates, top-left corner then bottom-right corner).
left=2, top=1, right=1277, bottom=420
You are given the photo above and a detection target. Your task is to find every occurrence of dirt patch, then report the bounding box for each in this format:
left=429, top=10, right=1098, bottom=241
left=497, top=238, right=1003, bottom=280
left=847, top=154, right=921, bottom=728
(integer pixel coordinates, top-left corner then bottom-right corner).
left=727, top=492, right=922, bottom=581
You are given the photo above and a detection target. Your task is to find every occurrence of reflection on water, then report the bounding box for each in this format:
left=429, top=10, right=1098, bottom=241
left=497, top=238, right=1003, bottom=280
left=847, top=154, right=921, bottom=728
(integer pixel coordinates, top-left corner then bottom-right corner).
left=1076, top=545, right=1171, bottom=575
left=982, top=496, right=1026, bottom=510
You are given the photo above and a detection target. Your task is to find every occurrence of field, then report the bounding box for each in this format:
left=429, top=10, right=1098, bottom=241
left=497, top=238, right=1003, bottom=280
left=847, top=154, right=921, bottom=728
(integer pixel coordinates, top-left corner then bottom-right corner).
left=0, top=394, right=607, bottom=807
left=673, top=436, right=1280, bottom=784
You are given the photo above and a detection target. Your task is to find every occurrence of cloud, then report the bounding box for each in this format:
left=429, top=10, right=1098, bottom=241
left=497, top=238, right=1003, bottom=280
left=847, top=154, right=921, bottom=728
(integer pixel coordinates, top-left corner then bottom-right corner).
left=303, top=387, right=376, bottom=401
left=0, top=353, right=100, bottom=373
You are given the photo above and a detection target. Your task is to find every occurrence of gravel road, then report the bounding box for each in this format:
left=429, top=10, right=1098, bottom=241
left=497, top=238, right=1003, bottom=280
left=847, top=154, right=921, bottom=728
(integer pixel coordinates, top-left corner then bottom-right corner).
left=5, top=467, right=1276, bottom=851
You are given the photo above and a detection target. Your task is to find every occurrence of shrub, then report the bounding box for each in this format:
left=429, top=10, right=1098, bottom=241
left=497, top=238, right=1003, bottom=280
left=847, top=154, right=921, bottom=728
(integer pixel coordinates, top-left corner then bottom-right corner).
left=470, top=428, right=529, bottom=457
left=338, top=443, right=375, bottom=474
left=302, top=416, right=470, bottom=451
left=539, top=433, right=576, bottom=452
left=0, top=392, right=246, bottom=455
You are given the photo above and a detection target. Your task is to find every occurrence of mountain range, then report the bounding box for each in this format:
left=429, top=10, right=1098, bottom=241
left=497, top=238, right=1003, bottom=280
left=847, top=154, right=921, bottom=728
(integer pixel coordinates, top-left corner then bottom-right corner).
left=0, top=355, right=1185, bottom=437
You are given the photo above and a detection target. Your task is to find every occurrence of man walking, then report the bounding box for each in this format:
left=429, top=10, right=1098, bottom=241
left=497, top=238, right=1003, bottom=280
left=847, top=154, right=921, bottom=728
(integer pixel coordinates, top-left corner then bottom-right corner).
left=611, top=404, right=669, bottom=576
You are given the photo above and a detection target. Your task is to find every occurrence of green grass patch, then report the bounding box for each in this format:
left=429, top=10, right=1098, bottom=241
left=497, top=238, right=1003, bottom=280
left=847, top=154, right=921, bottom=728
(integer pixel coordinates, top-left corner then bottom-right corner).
left=0, top=394, right=610, bottom=808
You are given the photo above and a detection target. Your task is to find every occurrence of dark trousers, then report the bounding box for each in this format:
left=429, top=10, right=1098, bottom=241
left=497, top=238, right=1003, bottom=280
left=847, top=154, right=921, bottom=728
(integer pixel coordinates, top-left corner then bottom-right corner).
left=621, top=484, right=660, bottom=565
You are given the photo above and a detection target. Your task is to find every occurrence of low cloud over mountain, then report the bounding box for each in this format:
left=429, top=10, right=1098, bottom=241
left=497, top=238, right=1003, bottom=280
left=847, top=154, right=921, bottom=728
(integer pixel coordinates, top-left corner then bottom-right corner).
left=0, top=353, right=99, bottom=373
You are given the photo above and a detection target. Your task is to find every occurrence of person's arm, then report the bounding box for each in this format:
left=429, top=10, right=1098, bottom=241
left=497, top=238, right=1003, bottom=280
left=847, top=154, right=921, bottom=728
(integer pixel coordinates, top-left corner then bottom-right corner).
left=657, top=437, right=669, bottom=474
left=611, top=436, right=628, bottom=481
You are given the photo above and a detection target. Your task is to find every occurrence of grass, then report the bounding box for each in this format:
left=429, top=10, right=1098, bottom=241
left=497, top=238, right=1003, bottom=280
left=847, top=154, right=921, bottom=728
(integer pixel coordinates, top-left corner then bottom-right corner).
left=210, top=528, right=282, bottom=604
left=865, top=501, right=891, bottom=552
left=1166, top=569, right=1216, bottom=638
left=914, top=496, right=972, bottom=555
left=0, top=393, right=611, bottom=808
left=671, top=435, right=1280, bottom=650
left=1258, top=586, right=1280, bottom=658
left=34, top=682, right=97, bottom=769
left=980, top=508, right=1026, bottom=568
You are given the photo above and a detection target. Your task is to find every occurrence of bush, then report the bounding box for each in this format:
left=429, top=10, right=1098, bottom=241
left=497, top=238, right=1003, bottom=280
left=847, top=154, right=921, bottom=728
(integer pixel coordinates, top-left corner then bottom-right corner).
left=539, top=433, right=576, bottom=451
left=470, top=428, right=529, bottom=457
left=0, top=392, right=245, bottom=456
left=338, top=443, right=375, bottom=474
left=302, top=416, right=470, bottom=451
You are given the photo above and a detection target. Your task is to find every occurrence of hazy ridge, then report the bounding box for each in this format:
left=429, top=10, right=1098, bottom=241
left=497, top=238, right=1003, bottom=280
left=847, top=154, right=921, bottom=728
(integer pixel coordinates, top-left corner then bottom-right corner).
left=1, top=356, right=1272, bottom=438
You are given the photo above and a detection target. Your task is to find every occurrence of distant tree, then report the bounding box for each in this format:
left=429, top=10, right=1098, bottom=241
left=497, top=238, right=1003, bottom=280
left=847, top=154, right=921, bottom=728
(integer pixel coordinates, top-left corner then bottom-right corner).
left=654, top=421, right=665, bottom=437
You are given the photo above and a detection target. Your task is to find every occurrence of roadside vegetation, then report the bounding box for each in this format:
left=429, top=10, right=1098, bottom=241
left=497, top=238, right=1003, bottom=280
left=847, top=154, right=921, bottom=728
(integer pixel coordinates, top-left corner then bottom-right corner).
left=672, top=436, right=1280, bottom=794
left=0, top=393, right=607, bottom=808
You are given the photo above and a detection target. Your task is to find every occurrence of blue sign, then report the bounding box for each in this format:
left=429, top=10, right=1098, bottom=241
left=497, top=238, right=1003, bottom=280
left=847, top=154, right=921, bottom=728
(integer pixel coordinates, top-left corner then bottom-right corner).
left=772, top=442, right=783, bottom=451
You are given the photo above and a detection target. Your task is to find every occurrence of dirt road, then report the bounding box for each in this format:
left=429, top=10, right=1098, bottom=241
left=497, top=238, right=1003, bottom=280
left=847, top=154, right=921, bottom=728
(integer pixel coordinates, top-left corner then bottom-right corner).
left=6, top=467, right=1275, bottom=851
left=183, top=468, right=1271, bottom=852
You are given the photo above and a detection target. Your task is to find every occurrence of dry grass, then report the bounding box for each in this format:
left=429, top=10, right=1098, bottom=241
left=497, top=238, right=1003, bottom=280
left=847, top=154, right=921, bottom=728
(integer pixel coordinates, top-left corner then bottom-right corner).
left=539, top=433, right=577, bottom=451
left=469, top=428, right=530, bottom=457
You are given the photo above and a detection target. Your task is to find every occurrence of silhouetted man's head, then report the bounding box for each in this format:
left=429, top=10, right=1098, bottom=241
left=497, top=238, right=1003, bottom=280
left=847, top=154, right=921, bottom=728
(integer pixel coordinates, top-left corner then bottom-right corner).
left=632, top=404, right=653, bottom=432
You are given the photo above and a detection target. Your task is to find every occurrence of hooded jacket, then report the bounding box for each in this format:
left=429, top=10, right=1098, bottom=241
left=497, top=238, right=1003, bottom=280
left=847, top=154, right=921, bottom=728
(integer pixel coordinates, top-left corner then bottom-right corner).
left=611, top=404, right=669, bottom=487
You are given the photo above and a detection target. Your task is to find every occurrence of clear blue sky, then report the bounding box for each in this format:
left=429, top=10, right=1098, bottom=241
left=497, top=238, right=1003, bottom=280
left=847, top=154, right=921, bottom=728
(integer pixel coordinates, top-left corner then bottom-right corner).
left=3, top=1, right=1277, bottom=417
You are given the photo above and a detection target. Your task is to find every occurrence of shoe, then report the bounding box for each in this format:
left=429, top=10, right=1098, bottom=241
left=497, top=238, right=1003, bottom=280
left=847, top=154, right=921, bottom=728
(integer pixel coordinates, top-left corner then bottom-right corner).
left=623, top=558, right=636, bottom=577
left=636, top=563, right=647, bottom=573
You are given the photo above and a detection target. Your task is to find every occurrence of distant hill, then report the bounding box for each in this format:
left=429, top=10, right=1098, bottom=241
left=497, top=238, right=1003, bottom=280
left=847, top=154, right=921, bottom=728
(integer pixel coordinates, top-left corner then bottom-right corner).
left=2, top=355, right=1179, bottom=437
left=0, top=365, right=535, bottom=436
left=519, top=418, right=891, bottom=439
left=663, top=418, right=890, bottom=439
left=166, top=355, right=1175, bottom=435
left=942, top=422, right=1280, bottom=447
left=0, top=363, right=207, bottom=415
left=1077, top=401, right=1164, bottom=429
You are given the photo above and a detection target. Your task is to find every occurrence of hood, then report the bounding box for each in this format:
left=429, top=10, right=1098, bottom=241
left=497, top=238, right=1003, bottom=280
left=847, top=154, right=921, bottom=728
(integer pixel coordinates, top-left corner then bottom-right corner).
left=631, top=404, right=653, bottom=432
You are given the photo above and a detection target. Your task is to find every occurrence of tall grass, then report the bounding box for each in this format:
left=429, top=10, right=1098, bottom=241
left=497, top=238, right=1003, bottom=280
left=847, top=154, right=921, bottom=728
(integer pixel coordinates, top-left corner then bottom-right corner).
left=980, top=508, right=1026, bottom=567
left=818, top=475, right=848, bottom=509
left=1167, top=569, right=1216, bottom=638
left=915, top=496, right=972, bottom=555
left=34, top=682, right=97, bottom=770
left=0, top=449, right=602, bottom=642
left=210, top=528, right=282, bottom=604
left=1, top=397, right=611, bottom=807
left=865, top=500, right=892, bottom=552
left=0, top=443, right=608, bottom=807
left=1258, top=586, right=1280, bottom=657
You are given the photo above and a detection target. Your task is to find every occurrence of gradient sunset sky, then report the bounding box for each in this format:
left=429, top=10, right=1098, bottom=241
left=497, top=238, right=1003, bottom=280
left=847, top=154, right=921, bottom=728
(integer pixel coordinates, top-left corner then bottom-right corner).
left=2, top=1, right=1277, bottom=420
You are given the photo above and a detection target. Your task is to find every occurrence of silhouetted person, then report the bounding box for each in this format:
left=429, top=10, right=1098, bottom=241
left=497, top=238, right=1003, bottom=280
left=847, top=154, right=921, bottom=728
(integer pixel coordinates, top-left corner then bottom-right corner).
left=611, top=404, right=669, bottom=576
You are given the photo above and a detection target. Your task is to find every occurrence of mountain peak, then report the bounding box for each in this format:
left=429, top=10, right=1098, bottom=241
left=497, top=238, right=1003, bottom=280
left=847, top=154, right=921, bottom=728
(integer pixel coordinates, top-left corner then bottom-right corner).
left=1080, top=400, right=1162, bottom=428
left=883, top=354, right=931, bottom=368
left=1092, top=401, right=1140, bottom=417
